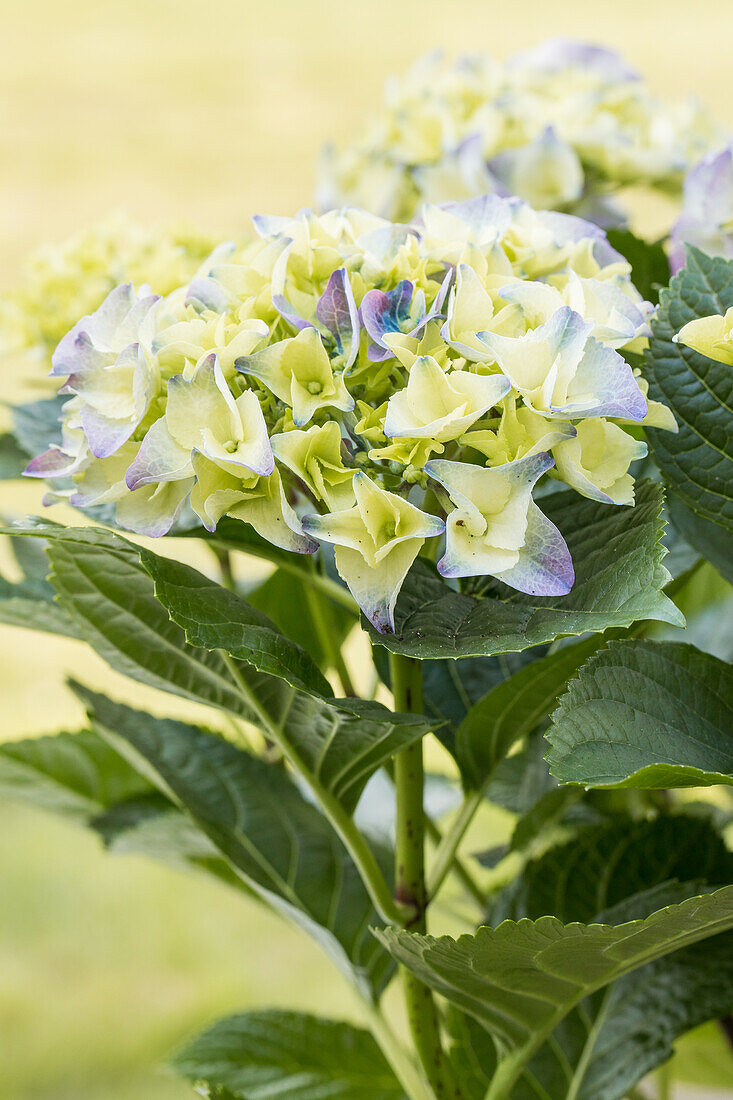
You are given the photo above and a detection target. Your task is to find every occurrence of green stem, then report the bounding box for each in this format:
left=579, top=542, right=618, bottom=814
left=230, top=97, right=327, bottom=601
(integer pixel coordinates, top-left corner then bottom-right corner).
left=305, top=560, right=357, bottom=696
left=427, top=787, right=486, bottom=904
left=212, top=546, right=236, bottom=591
left=390, top=653, right=460, bottom=1099
left=360, top=996, right=437, bottom=1100
left=220, top=652, right=405, bottom=926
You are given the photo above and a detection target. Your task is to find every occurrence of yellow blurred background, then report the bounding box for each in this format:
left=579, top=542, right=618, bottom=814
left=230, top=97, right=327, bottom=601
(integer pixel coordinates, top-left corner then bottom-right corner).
left=2, top=1, right=733, bottom=1096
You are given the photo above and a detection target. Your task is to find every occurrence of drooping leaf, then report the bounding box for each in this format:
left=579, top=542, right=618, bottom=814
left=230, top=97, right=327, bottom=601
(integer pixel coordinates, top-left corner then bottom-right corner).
left=644, top=247, right=733, bottom=581
left=369, top=481, right=682, bottom=659
left=484, top=816, right=733, bottom=1100
left=79, top=687, right=394, bottom=996
left=2, top=522, right=429, bottom=814
left=1, top=520, right=258, bottom=716
left=142, top=542, right=432, bottom=812
left=0, top=534, right=80, bottom=637
left=91, top=792, right=250, bottom=893
left=172, top=1011, right=407, bottom=1100
left=377, top=884, right=733, bottom=1099
left=139, top=549, right=333, bottom=697
left=605, top=230, right=670, bottom=304
left=456, top=636, right=603, bottom=788
left=546, top=640, right=733, bottom=789
left=0, top=729, right=150, bottom=821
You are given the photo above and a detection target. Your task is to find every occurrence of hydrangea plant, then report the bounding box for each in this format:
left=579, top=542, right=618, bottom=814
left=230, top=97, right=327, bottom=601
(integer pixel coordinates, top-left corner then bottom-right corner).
left=2, top=58, right=733, bottom=1100
left=318, top=40, right=725, bottom=228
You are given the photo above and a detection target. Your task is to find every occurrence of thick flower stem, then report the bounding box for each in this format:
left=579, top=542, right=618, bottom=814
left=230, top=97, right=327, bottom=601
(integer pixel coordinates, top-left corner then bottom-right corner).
left=390, top=652, right=461, bottom=1099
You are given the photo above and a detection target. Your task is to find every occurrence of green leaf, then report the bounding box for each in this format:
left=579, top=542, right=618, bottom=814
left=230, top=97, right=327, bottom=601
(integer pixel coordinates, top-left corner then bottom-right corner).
left=2, top=522, right=429, bottom=814
left=143, top=541, right=432, bottom=813
left=172, top=1010, right=407, bottom=1100
left=376, top=884, right=733, bottom=1100
left=79, top=687, right=394, bottom=996
left=484, top=815, right=733, bottom=1100
left=644, top=247, right=733, bottom=580
left=606, top=230, right=670, bottom=304
left=2, top=520, right=257, bottom=716
left=546, top=640, right=733, bottom=789
left=0, top=534, right=80, bottom=637
left=138, top=549, right=333, bottom=697
left=248, top=566, right=356, bottom=669
left=11, top=394, right=65, bottom=457
left=0, top=431, right=30, bottom=478
left=491, top=814, right=733, bottom=925
left=369, top=480, right=682, bottom=659
left=456, top=637, right=603, bottom=788
left=0, top=730, right=150, bottom=821
left=91, top=792, right=251, bottom=894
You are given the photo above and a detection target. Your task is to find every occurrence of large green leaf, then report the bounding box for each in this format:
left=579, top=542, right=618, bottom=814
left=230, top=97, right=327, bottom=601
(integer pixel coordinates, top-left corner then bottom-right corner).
left=369, top=480, right=682, bottom=659
left=139, top=549, right=332, bottom=697
left=79, top=687, right=394, bottom=996
left=482, top=816, right=733, bottom=1100
left=644, top=247, right=733, bottom=581
left=0, top=535, right=79, bottom=637
left=605, top=230, right=670, bottom=304
left=546, top=640, right=733, bottom=789
left=142, top=542, right=432, bottom=812
left=376, top=884, right=733, bottom=1099
left=0, top=729, right=150, bottom=821
left=456, top=637, right=603, bottom=789
left=172, top=1011, right=407, bottom=1100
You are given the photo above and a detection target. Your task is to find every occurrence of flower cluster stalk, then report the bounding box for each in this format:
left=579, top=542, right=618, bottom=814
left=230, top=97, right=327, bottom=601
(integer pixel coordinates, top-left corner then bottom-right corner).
left=390, top=652, right=461, bottom=1099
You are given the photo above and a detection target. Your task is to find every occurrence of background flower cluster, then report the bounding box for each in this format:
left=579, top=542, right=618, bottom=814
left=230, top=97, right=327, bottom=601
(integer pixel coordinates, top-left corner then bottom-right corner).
left=318, top=39, right=724, bottom=227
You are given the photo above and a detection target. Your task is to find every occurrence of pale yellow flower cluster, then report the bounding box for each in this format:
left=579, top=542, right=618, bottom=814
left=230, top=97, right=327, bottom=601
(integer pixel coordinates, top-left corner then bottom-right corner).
left=318, top=43, right=723, bottom=225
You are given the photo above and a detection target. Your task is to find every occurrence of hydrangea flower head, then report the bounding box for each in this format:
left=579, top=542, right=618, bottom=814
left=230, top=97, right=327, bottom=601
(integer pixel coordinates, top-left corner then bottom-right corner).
left=27, top=195, right=675, bottom=632
left=318, top=42, right=724, bottom=228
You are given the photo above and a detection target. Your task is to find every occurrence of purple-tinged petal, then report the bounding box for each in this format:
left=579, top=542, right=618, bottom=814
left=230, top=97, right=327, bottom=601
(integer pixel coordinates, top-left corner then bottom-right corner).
left=80, top=405, right=135, bottom=459
left=508, top=38, right=639, bottom=82
left=361, top=280, right=414, bottom=358
left=272, top=293, right=313, bottom=332
left=493, top=501, right=574, bottom=596
left=315, top=267, right=360, bottom=368
left=186, top=277, right=230, bottom=313
left=561, top=339, right=648, bottom=421
left=24, top=446, right=85, bottom=479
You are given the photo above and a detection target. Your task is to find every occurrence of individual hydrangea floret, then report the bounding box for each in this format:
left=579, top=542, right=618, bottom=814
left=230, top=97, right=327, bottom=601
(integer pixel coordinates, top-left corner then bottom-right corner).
left=670, top=146, right=733, bottom=272
left=674, top=308, right=733, bottom=365
left=26, top=194, right=676, bottom=631
left=318, top=41, right=724, bottom=228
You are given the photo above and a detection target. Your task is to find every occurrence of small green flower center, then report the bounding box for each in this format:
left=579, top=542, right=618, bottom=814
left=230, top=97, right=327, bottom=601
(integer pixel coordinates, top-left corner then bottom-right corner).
left=223, top=440, right=239, bottom=454
left=307, top=380, right=324, bottom=395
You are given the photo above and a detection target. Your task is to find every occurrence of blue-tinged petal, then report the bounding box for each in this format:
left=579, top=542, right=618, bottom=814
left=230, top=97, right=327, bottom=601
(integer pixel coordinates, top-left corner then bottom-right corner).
left=492, top=501, right=574, bottom=596
left=361, top=280, right=414, bottom=360
left=315, top=267, right=360, bottom=368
